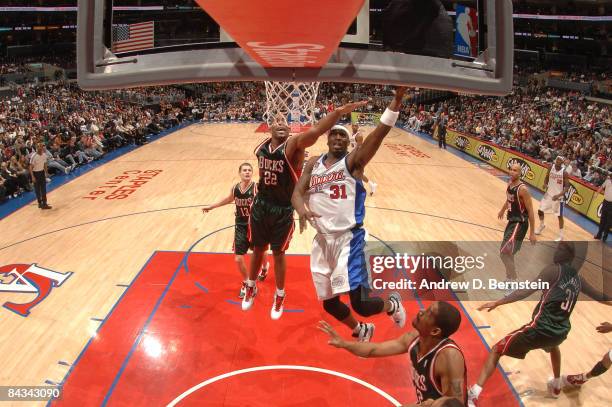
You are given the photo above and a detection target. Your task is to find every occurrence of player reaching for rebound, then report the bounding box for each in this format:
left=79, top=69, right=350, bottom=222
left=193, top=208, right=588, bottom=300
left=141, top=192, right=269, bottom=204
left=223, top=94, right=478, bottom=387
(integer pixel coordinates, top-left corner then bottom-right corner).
left=350, top=123, right=377, bottom=195
left=319, top=301, right=467, bottom=406
left=535, top=156, right=569, bottom=241
left=292, top=87, right=407, bottom=341
left=202, top=163, right=269, bottom=298
left=242, top=99, right=368, bottom=319
left=467, top=242, right=612, bottom=406
left=499, top=163, right=536, bottom=283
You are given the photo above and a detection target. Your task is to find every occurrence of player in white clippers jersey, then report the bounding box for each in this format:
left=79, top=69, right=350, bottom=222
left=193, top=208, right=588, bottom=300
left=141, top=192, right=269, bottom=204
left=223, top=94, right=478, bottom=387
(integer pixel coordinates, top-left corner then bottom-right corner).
left=536, top=156, right=569, bottom=241
left=350, top=123, right=378, bottom=195
left=292, top=87, right=408, bottom=343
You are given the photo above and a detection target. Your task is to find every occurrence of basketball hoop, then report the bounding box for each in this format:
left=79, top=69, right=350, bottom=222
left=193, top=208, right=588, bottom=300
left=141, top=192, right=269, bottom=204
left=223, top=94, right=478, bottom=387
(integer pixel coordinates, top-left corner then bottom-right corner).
left=263, top=81, right=320, bottom=132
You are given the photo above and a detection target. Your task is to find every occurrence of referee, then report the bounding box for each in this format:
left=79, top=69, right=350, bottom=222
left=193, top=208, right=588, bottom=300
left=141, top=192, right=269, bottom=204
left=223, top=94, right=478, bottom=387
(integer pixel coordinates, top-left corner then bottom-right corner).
left=29, top=143, right=51, bottom=210
left=595, top=172, right=611, bottom=242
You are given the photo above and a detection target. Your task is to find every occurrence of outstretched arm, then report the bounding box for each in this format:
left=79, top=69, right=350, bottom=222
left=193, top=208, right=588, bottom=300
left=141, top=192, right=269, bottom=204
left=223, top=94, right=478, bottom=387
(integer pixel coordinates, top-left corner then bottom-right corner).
left=202, top=187, right=234, bottom=213
left=580, top=277, right=612, bottom=305
left=479, top=264, right=558, bottom=312
left=292, top=157, right=320, bottom=233
left=347, top=87, right=406, bottom=172
left=318, top=320, right=415, bottom=358
left=286, top=101, right=367, bottom=154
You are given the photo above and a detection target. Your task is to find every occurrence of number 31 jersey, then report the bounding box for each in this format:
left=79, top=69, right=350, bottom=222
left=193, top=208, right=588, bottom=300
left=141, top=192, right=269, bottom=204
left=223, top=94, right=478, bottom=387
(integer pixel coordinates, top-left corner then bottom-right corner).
left=307, top=154, right=366, bottom=234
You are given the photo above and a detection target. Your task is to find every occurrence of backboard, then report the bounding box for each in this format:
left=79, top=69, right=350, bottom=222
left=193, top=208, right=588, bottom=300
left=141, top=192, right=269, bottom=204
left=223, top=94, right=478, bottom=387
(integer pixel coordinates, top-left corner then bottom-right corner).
left=77, top=0, right=513, bottom=95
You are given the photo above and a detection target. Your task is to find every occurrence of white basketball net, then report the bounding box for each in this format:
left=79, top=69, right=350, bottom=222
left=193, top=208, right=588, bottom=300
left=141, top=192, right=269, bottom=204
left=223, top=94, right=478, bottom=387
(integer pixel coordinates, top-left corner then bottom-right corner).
left=263, top=81, right=320, bottom=132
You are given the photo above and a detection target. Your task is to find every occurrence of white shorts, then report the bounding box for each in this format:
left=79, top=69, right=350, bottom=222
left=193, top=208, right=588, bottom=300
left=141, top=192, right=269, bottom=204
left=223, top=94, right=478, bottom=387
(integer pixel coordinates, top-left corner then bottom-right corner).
left=539, top=194, right=565, bottom=217
left=310, top=228, right=370, bottom=301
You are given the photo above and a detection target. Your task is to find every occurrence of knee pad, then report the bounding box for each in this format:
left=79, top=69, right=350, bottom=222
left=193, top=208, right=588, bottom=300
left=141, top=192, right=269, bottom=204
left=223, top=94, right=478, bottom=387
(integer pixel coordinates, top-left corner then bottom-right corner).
left=349, top=287, right=384, bottom=317
left=322, top=297, right=350, bottom=321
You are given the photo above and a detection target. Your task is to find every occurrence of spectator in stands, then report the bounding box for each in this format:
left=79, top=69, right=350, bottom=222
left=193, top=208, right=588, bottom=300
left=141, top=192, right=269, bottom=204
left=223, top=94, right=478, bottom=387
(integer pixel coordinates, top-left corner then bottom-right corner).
left=594, top=173, right=612, bottom=242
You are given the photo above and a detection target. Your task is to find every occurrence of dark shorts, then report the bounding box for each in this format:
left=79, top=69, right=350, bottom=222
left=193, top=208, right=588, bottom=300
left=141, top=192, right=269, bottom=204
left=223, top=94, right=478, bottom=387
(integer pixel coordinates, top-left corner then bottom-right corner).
left=248, top=197, right=294, bottom=252
left=233, top=223, right=251, bottom=255
left=494, top=325, right=566, bottom=359
left=500, top=220, right=529, bottom=255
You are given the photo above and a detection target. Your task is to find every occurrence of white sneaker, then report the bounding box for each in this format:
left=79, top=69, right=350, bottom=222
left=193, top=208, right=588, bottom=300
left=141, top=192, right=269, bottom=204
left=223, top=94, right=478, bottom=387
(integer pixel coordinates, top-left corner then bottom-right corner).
left=388, top=292, right=406, bottom=328
left=369, top=182, right=377, bottom=196
left=547, top=377, right=561, bottom=398
left=535, top=224, right=546, bottom=235
left=554, top=235, right=563, bottom=242
left=241, top=284, right=257, bottom=311
left=270, top=292, right=285, bottom=320
left=238, top=282, right=247, bottom=299
left=257, top=261, right=270, bottom=281
left=352, top=322, right=375, bottom=342
left=467, top=386, right=481, bottom=407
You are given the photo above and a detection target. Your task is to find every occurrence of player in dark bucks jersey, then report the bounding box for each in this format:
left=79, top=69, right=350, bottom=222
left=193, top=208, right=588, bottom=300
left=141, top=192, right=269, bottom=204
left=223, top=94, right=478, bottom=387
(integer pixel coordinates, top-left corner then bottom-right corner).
left=319, top=301, right=467, bottom=406
left=467, top=242, right=612, bottom=406
left=202, top=163, right=268, bottom=298
left=292, top=88, right=407, bottom=342
left=242, top=100, right=368, bottom=319
left=499, top=163, right=536, bottom=282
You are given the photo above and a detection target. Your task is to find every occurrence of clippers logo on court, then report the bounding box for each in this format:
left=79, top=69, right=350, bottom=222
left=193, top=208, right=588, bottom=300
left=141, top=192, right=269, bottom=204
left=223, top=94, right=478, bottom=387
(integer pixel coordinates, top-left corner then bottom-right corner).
left=0, top=264, right=73, bottom=317
left=564, top=184, right=584, bottom=205
left=477, top=145, right=499, bottom=163
left=506, top=158, right=535, bottom=180
left=455, top=136, right=470, bottom=150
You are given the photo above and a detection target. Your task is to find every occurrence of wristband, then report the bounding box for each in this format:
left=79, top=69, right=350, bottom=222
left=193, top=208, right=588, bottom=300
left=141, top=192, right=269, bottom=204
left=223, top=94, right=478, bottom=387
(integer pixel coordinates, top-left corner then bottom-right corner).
left=380, top=108, right=399, bottom=127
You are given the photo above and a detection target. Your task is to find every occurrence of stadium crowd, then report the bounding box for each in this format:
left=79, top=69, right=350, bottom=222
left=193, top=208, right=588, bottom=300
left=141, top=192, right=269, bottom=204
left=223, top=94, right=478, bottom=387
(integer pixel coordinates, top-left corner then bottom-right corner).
left=432, top=85, right=611, bottom=186
left=0, top=82, right=190, bottom=203
left=0, top=74, right=610, bottom=204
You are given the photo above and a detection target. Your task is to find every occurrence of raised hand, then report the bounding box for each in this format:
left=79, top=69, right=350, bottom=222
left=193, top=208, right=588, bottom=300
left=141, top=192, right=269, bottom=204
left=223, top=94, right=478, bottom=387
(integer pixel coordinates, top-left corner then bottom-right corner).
left=318, top=320, right=345, bottom=348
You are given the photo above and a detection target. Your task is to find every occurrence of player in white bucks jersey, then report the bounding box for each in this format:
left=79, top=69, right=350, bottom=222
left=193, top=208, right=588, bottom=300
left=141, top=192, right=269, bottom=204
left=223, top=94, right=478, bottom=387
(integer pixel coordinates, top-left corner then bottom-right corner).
left=350, top=123, right=377, bottom=195
left=202, top=163, right=268, bottom=298
left=536, top=156, right=569, bottom=241
left=319, top=301, right=467, bottom=406
left=292, top=88, right=407, bottom=342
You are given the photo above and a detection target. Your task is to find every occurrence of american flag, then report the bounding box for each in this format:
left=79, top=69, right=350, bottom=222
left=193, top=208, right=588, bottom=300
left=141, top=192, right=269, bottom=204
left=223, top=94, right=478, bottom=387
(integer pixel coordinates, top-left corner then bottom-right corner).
left=112, top=21, right=154, bottom=53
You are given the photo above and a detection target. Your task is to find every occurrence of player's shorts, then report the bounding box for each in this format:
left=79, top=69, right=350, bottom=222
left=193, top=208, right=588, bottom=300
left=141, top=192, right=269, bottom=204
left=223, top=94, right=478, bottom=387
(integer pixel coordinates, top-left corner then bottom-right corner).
left=310, top=227, right=370, bottom=301
left=500, top=220, right=529, bottom=255
left=494, top=325, right=567, bottom=359
left=248, top=197, right=294, bottom=252
left=539, top=194, right=565, bottom=217
left=233, top=223, right=251, bottom=255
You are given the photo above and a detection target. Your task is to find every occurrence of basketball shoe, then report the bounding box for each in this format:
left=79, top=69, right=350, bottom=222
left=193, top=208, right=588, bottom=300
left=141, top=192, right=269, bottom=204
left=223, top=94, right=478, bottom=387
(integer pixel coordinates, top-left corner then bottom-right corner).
left=547, top=377, right=561, bottom=398
left=239, top=281, right=247, bottom=299
left=270, top=292, right=285, bottom=320
left=535, top=224, right=546, bottom=235
left=241, top=283, right=257, bottom=311
left=257, top=261, right=270, bottom=281
left=561, top=374, right=587, bottom=388
left=388, top=292, right=406, bottom=328
left=467, top=386, right=480, bottom=407
left=352, top=322, right=375, bottom=342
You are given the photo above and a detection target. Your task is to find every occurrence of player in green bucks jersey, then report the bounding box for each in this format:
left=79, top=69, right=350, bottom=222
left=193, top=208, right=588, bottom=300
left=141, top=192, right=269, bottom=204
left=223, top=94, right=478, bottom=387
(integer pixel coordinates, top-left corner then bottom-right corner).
left=468, top=242, right=612, bottom=406
left=202, top=163, right=269, bottom=298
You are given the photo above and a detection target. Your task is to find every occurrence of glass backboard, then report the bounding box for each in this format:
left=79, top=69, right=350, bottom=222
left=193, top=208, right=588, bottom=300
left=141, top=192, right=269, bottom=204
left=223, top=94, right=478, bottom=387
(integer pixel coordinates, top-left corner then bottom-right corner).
left=77, top=0, right=513, bottom=95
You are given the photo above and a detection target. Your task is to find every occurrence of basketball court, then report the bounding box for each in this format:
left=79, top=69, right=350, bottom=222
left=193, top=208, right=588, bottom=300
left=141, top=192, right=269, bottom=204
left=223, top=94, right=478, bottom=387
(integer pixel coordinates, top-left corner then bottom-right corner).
left=1, top=0, right=610, bottom=406
left=0, top=123, right=609, bottom=406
